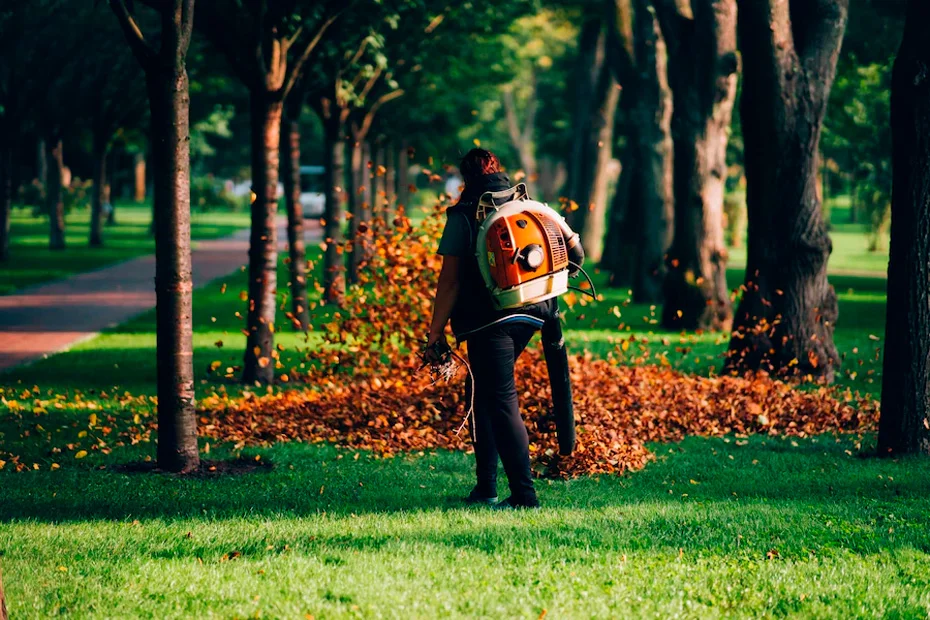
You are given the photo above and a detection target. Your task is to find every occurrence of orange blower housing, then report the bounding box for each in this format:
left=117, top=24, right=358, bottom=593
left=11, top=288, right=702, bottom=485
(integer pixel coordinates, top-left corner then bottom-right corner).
left=475, top=184, right=582, bottom=311
left=485, top=210, right=569, bottom=290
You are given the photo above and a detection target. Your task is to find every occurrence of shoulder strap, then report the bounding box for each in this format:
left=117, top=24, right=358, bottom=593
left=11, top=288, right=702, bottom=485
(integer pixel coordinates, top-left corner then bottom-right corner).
left=459, top=210, right=474, bottom=247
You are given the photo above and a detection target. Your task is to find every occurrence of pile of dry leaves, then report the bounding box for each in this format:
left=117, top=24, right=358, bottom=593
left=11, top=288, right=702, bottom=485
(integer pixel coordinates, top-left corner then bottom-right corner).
left=197, top=205, right=880, bottom=478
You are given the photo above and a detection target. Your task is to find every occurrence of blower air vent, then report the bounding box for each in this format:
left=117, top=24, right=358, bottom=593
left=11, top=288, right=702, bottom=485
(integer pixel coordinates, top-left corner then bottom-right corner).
left=538, top=214, right=568, bottom=270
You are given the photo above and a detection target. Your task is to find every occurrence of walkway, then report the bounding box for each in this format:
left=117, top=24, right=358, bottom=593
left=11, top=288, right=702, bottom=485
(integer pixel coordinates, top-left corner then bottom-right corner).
left=0, top=220, right=321, bottom=372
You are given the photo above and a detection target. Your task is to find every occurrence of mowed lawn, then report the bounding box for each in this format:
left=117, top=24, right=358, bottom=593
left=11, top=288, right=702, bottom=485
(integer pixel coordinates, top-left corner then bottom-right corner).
left=2, top=205, right=927, bottom=618
left=0, top=203, right=250, bottom=295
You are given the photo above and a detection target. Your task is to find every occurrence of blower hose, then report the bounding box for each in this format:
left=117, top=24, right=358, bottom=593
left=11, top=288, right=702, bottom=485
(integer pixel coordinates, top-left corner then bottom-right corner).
left=568, top=261, right=598, bottom=301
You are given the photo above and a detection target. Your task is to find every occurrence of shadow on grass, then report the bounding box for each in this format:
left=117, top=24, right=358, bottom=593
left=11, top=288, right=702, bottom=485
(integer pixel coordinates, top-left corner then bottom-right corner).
left=2, top=437, right=928, bottom=530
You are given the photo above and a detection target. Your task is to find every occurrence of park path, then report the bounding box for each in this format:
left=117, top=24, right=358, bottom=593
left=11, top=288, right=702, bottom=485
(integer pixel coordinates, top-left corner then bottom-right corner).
left=0, top=219, right=321, bottom=372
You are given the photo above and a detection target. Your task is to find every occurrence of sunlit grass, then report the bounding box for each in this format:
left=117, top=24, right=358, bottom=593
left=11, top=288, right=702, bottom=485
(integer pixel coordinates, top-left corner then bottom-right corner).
left=2, top=437, right=929, bottom=618
left=0, top=203, right=251, bottom=295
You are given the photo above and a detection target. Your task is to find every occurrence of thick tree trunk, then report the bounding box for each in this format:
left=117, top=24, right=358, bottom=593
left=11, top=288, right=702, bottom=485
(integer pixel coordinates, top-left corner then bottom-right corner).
left=877, top=0, right=930, bottom=456
left=0, top=139, right=11, bottom=262
left=242, top=92, right=283, bottom=384
left=90, top=131, right=109, bottom=248
left=566, top=20, right=607, bottom=241
left=46, top=137, right=66, bottom=251
left=725, top=0, right=847, bottom=380
left=602, top=0, right=674, bottom=303
left=134, top=151, right=146, bottom=203
left=323, top=118, right=346, bottom=305
left=658, top=0, right=738, bottom=331
left=146, top=62, right=199, bottom=474
left=565, top=18, right=618, bottom=263
left=280, top=111, right=310, bottom=331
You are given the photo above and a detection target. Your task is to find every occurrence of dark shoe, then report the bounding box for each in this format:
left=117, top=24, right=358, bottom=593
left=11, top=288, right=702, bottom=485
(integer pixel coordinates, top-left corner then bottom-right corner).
left=492, top=496, right=540, bottom=511
left=464, top=487, right=498, bottom=506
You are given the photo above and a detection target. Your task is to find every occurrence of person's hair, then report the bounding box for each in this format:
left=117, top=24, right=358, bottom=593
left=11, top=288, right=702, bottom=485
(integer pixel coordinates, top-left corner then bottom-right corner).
left=459, top=148, right=501, bottom=182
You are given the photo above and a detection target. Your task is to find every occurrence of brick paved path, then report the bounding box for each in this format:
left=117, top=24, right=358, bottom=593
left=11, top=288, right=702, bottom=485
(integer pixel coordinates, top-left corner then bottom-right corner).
left=0, top=220, right=320, bottom=372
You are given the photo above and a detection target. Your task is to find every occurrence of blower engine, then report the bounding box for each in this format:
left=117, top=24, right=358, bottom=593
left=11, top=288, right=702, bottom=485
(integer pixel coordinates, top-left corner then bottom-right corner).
left=475, top=183, right=586, bottom=311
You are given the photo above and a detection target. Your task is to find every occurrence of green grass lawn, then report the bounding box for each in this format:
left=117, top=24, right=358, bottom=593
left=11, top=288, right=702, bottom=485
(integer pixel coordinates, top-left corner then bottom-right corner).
left=0, top=203, right=251, bottom=295
left=1, top=205, right=922, bottom=618
left=2, top=437, right=929, bottom=617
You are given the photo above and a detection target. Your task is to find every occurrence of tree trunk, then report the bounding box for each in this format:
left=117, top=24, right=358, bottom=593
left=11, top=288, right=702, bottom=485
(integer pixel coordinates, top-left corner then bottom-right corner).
left=242, top=91, right=283, bottom=384
left=537, top=157, right=567, bottom=204
left=280, top=109, right=310, bottom=331
left=877, top=0, right=930, bottom=456
left=602, top=0, right=674, bottom=303
left=396, top=142, right=409, bottom=211
left=503, top=80, right=539, bottom=197
left=322, top=117, right=346, bottom=305
left=134, top=151, right=146, bottom=203
left=46, top=137, right=66, bottom=251
left=146, top=60, right=199, bottom=474
left=347, top=137, right=368, bottom=284
left=37, top=137, right=48, bottom=190
left=90, top=130, right=109, bottom=248
left=385, top=143, right=396, bottom=213
left=725, top=0, right=848, bottom=380
left=658, top=0, right=738, bottom=331
left=566, top=19, right=607, bottom=236
left=565, top=18, right=618, bottom=263
left=0, top=138, right=11, bottom=262
left=372, top=140, right=386, bottom=221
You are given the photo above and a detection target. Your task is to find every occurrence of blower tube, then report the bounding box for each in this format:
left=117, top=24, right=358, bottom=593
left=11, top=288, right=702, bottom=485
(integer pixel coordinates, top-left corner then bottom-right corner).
left=542, top=313, right=575, bottom=455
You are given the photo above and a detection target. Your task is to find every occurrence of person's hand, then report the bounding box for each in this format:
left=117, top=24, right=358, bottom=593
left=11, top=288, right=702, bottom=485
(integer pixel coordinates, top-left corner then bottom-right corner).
left=426, top=330, right=444, bottom=349
left=424, top=331, right=450, bottom=365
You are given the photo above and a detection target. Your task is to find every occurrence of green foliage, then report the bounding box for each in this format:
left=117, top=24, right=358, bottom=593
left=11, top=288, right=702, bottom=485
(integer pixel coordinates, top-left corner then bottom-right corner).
left=825, top=62, right=892, bottom=251
left=190, top=176, right=246, bottom=212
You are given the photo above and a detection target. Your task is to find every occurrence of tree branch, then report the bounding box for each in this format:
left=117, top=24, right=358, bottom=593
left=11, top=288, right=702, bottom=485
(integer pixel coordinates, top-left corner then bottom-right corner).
left=283, top=11, right=340, bottom=98
left=179, top=0, right=195, bottom=57
left=108, top=0, right=157, bottom=68
left=357, top=89, right=404, bottom=139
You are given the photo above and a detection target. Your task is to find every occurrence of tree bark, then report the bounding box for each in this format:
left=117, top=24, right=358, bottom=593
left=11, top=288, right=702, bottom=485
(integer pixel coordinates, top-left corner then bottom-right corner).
left=242, top=91, right=283, bottom=384
left=134, top=151, right=146, bottom=203
left=725, top=0, right=847, bottom=380
left=280, top=104, right=310, bottom=331
left=657, top=0, right=738, bottom=331
left=602, top=0, right=674, bottom=303
left=90, top=130, right=110, bottom=248
left=877, top=0, right=930, bottom=456
left=46, top=137, right=66, bottom=251
left=323, top=117, right=346, bottom=305
left=146, top=35, right=198, bottom=474
left=110, top=0, right=198, bottom=472
left=0, top=138, right=11, bottom=262
left=565, top=18, right=619, bottom=263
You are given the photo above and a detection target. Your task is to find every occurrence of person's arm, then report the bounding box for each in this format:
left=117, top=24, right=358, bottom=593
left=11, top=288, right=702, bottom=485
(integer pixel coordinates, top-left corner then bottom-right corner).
left=427, top=255, right=461, bottom=347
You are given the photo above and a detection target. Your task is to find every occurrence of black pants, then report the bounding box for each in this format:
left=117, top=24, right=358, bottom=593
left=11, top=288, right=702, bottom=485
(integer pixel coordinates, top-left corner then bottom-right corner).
left=466, top=322, right=538, bottom=503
